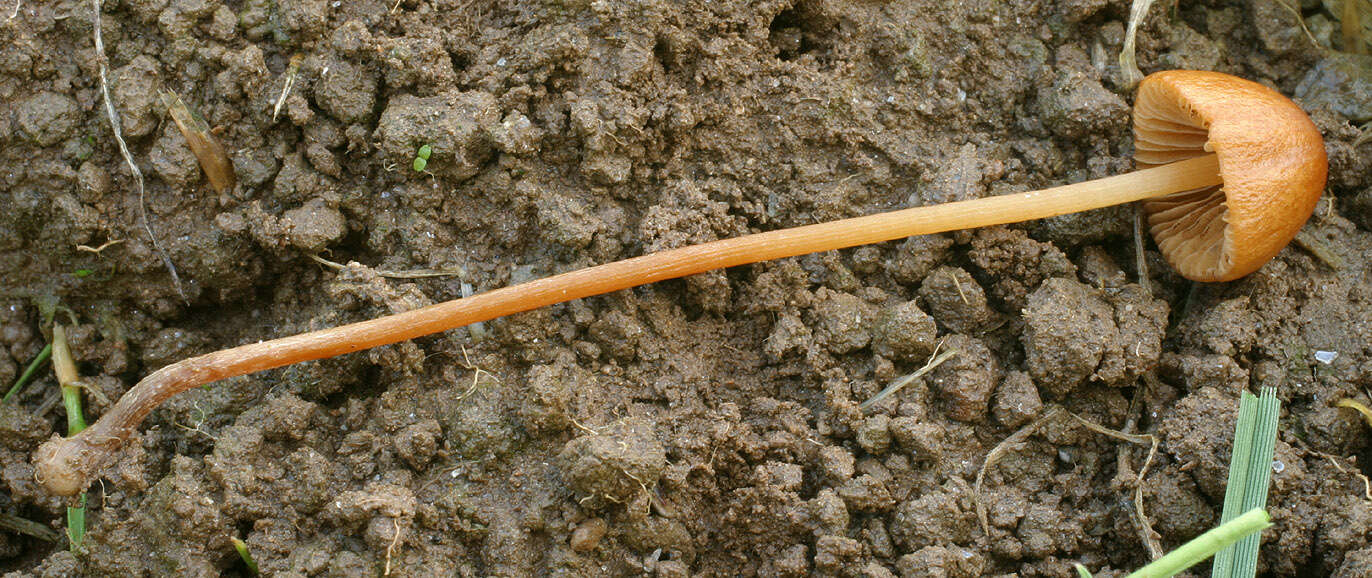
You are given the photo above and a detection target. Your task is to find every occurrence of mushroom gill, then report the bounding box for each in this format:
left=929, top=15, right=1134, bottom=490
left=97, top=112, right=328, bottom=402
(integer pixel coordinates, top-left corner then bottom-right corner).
left=1133, top=91, right=1230, bottom=281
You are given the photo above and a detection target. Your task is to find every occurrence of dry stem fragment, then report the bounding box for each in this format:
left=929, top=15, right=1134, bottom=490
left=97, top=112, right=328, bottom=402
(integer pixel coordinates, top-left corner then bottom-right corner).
left=973, top=405, right=1161, bottom=560
left=272, top=54, right=302, bottom=122
left=309, top=254, right=467, bottom=280
left=162, top=91, right=236, bottom=194
left=1066, top=410, right=1162, bottom=559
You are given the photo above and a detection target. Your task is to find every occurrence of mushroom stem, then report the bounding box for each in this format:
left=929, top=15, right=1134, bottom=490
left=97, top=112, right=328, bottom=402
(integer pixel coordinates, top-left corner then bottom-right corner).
left=34, top=153, right=1221, bottom=496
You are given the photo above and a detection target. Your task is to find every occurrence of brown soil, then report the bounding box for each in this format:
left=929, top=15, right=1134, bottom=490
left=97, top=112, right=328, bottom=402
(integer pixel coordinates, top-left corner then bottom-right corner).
left=3, top=0, right=1372, bottom=575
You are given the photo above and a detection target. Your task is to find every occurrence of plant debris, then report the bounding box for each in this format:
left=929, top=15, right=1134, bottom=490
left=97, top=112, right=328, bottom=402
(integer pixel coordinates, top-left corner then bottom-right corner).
left=162, top=91, right=236, bottom=194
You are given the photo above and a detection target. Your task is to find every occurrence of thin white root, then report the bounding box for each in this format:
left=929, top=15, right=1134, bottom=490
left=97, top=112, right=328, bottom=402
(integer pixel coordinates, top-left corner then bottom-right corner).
left=92, top=0, right=186, bottom=301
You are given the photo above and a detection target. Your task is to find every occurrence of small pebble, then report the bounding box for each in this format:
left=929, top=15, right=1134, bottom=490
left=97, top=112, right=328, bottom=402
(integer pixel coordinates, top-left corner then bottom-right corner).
left=570, top=518, right=608, bottom=552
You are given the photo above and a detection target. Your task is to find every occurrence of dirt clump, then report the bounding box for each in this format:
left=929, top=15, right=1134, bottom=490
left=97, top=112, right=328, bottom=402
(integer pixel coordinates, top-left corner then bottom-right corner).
left=918, top=266, right=997, bottom=334
left=871, top=299, right=938, bottom=363
left=14, top=92, right=80, bottom=147
left=1023, top=278, right=1168, bottom=397
left=375, top=91, right=500, bottom=181
left=558, top=418, right=665, bottom=507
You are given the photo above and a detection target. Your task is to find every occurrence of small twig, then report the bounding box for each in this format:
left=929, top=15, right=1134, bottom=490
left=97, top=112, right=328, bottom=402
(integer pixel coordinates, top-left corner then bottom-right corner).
left=1066, top=412, right=1154, bottom=452
left=1118, top=374, right=1164, bottom=558
left=8, top=0, right=20, bottom=20
left=1133, top=204, right=1152, bottom=295
left=1292, top=229, right=1344, bottom=271
left=92, top=0, right=186, bottom=301
left=309, top=254, right=467, bottom=280
left=1066, top=410, right=1163, bottom=559
left=973, top=404, right=1161, bottom=558
left=1273, top=0, right=1322, bottom=49
left=0, top=512, right=59, bottom=541
left=76, top=239, right=125, bottom=254
left=1321, top=453, right=1372, bottom=501
left=859, top=345, right=958, bottom=411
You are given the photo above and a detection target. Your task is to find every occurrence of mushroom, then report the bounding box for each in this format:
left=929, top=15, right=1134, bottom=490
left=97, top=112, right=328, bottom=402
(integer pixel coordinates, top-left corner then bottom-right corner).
left=34, top=70, right=1327, bottom=496
left=1133, top=71, right=1326, bottom=281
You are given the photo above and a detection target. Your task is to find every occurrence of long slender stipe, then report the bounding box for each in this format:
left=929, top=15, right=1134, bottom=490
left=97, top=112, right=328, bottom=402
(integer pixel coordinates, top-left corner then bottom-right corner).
left=34, top=154, right=1221, bottom=496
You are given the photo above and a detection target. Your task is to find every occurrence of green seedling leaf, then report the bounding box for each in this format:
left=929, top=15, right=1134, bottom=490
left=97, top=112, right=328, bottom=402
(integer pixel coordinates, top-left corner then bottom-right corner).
left=3, top=343, right=52, bottom=402
left=417, top=144, right=432, bottom=160
left=412, top=156, right=427, bottom=172
left=74, top=269, right=94, bottom=278
left=53, top=324, right=88, bottom=553
left=232, top=537, right=260, bottom=574
left=53, top=325, right=87, bottom=436
left=1129, top=509, right=1271, bottom=578
left=1211, top=389, right=1281, bottom=578
left=67, top=494, right=86, bottom=552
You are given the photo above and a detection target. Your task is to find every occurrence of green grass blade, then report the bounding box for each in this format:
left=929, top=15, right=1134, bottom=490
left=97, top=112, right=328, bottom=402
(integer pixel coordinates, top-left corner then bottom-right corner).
left=2, top=343, right=52, bottom=402
left=1211, top=391, right=1257, bottom=577
left=52, top=325, right=88, bottom=553
left=66, top=494, right=86, bottom=551
left=52, top=325, right=87, bottom=436
left=1211, top=388, right=1281, bottom=577
left=1128, top=509, right=1270, bottom=578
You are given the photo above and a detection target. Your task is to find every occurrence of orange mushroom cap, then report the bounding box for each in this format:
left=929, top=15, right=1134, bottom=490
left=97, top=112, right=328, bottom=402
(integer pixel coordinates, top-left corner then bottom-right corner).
left=1132, top=70, right=1327, bottom=282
